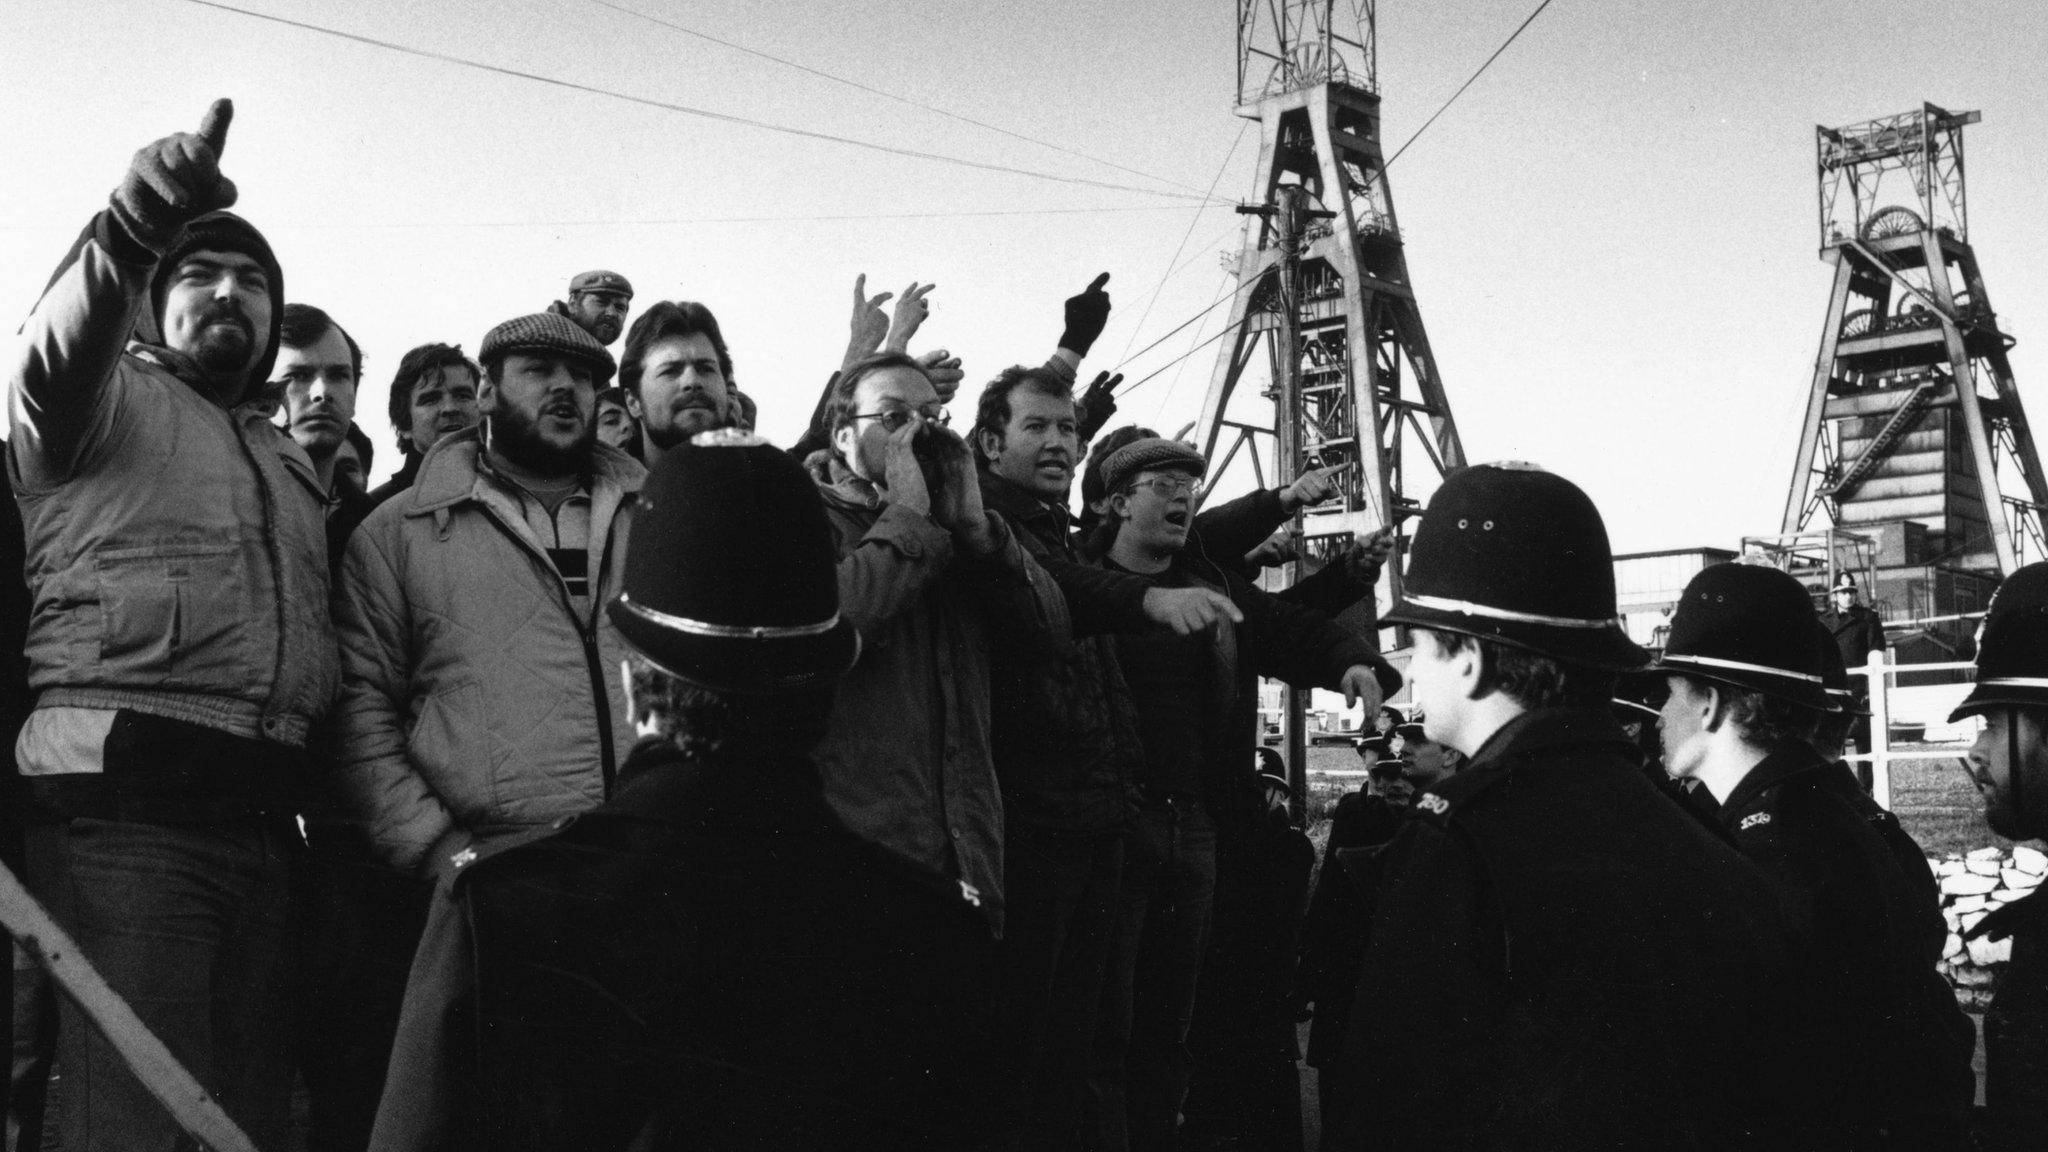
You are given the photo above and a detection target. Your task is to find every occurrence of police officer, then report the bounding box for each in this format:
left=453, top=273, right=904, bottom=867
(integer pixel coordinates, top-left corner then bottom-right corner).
left=1322, top=463, right=1805, bottom=1150
left=1657, top=562, right=1973, bottom=1147
left=1953, top=563, right=2048, bottom=1143
left=1822, top=571, right=1887, bottom=770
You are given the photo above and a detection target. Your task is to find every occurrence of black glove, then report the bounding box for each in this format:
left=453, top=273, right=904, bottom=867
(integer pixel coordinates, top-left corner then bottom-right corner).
left=110, top=99, right=238, bottom=252
left=1077, top=370, right=1122, bottom=441
left=1060, top=272, right=1112, bottom=358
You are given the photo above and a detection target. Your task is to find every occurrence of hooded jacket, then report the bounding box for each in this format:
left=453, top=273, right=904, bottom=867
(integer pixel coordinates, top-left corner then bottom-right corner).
left=6, top=208, right=337, bottom=760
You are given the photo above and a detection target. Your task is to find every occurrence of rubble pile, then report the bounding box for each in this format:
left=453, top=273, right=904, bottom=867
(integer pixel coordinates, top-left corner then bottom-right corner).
left=1935, top=844, right=2046, bottom=1010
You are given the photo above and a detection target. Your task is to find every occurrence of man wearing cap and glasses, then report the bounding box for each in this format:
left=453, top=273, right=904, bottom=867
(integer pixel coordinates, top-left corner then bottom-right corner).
left=1086, top=436, right=1397, bottom=1152
left=1656, top=562, right=1972, bottom=1147
left=1953, top=563, right=2048, bottom=1141
left=1322, top=463, right=1807, bottom=1151
left=371, top=435, right=998, bottom=1150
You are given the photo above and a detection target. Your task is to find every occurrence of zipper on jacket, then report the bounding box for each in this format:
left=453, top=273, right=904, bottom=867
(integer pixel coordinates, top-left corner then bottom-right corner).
left=472, top=497, right=621, bottom=797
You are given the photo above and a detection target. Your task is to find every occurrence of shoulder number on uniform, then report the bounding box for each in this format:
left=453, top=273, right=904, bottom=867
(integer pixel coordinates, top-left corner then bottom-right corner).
left=1416, top=793, right=1450, bottom=816
left=1739, top=812, right=1771, bottom=831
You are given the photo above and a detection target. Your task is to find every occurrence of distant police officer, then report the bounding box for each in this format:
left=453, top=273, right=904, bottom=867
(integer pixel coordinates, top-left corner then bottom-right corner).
left=1323, top=463, right=1804, bottom=1151
left=1823, top=571, right=1887, bottom=767
left=1954, top=563, right=2048, bottom=1143
left=1658, top=562, right=1973, bottom=1147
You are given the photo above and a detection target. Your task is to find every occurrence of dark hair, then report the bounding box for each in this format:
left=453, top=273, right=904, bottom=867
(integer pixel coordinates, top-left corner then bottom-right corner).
left=619, top=301, right=734, bottom=397
left=822, top=353, right=934, bottom=447
left=971, top=365, right=1075, bottom=468
left=1709, top=680, right=1823, bottom=751
left=386, top=343, right=480, bottom=444
left=626, top=654, right=830, bottom=758
left=278, top=303, right=362, bottom=383
left=342, top=421, right=375, bottom=478
left=733, top=390, right=758, bottom=432
left=1421, top=630, right=1617, bottom=711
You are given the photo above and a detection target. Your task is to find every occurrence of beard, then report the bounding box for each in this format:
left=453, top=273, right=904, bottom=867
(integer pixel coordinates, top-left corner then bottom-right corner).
left=646, top=400, right=725, bottom=451
left=187, top=301, right=256, bottom=375
left=488, top=400, right=594, bottom=477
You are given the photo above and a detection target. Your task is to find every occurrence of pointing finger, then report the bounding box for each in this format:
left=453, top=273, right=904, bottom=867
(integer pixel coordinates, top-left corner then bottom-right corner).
left=853, top=273, right=868, bottom=303
left=197, top=98, right=233, bottom=157
left=1087, top=272, right=1110, bottom=293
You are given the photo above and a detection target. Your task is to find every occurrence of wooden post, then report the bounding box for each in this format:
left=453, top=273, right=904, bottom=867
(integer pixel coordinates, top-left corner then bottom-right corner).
left=1867, top=647, right=1893, bottom=809
left=0, top=862, right=261, bottom=1152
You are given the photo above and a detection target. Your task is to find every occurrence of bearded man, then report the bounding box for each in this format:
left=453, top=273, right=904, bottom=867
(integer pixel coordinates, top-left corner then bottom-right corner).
left=332, top=310, right=642, bottom=876
left=617, top=300, right=738, bottom=468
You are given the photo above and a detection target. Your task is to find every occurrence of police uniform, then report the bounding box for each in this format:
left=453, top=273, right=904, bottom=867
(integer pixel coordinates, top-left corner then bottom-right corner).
left=1660, top=562, right=1973, bottom=1147
left=1319, top=465, right=1805, bottom=1151
left=1949, top=562, right=2048, bottom=1143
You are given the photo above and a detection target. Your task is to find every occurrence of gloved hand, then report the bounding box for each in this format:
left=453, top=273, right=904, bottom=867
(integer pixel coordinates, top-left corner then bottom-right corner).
left=1059, top=272, right=1112, bottom=358
left=111, top=98, right=238, bottom=252
left=1077, top=370, right=1122, bottom=441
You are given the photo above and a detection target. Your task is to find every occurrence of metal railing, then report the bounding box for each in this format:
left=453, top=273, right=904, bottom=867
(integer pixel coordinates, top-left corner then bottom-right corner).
left=1846, top=652, right=1979, bottom=809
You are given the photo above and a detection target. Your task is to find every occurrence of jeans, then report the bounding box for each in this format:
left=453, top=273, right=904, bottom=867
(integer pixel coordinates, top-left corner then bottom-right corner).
left=293, top=831, right=432, bottom=1152
left=26, top=816, right=296, bottom=1152
left=990, top=826, right=1126, bottom=1150
left=1087, top=801, right=1217, bottom=1152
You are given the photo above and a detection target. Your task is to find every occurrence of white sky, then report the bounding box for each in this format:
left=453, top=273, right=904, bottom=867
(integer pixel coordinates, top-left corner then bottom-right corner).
left=4, top=0, right=2045, bottom=556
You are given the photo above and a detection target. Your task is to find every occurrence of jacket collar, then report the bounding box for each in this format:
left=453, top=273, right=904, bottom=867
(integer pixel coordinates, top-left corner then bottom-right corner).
left=1719, top=743, right=1831, bottom=817
left=403, top=424, right=644, bottom=516
left=977, top=468, right=1069, bottom=530
left=806, top=449, right=882, bottom=512
left=1465, top=706, right=1638, bottom=773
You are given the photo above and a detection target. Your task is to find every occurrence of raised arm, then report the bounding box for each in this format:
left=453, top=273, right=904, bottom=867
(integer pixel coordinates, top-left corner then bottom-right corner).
left=11, top=100, right=238, bottom=485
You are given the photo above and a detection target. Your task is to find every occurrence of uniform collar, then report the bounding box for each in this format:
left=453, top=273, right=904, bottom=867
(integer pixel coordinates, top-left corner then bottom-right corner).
left=1718, top=742, right=1831, bottom=819
left=1464, top=706, right=1636, bottom=772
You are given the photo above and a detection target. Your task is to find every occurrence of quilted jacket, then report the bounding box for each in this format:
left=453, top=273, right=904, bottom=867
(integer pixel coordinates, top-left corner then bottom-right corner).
left=330, top=428, right=643, bottom=872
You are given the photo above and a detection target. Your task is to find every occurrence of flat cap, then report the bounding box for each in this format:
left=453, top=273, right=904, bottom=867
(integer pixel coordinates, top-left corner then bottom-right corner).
left=479, top=313, right=617, bottom=386
left=1100, top=438, right=1205, bottom=496
left=569, top=269, right=633, bottom=298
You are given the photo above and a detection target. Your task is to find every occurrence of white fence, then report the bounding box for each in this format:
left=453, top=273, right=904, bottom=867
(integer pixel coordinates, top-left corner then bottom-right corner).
left=1848, top=653, right=1980, bottom=810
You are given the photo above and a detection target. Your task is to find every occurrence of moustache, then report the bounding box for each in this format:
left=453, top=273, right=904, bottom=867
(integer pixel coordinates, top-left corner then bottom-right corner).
left=195, top=302, right=253, bottom=336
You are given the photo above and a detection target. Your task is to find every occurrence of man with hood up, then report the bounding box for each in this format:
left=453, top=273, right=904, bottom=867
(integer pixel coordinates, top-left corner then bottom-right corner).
left=5, top=99, right=337, bottom=1150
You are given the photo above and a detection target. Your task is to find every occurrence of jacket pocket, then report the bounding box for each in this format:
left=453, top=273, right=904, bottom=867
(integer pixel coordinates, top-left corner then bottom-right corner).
left=93, top=543, right=259, bottom=693
left=407, top=680, right=490, bottom=823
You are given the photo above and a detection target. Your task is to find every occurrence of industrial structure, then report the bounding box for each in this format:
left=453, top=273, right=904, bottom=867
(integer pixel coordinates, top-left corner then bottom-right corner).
left=1197, top=1, right=1468, bottom=769
left=1776, top=103, right=2043, bottom=652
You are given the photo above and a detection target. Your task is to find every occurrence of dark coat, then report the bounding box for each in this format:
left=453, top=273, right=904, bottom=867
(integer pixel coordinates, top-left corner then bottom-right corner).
left=1822, top=603, right=1887, bottom=678
left=978, top=470, right=1149, bottom=836
left=364, top=451, right=422, bottom=510
left=445, top=738, right=999, bottom=1152
left=1297, top=791, right=1405, bottom=1068
left=1324, top=708, right=1808, bottom=1151
left=1973, top=889, right=2048, bottom=1144
left=1719, top=747, right=1975, bottom=1146
left=1097, top=542, right=1399, bottom=831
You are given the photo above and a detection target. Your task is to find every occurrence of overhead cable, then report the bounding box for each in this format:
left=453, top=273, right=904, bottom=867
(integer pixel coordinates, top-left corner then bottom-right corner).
left=173, top=0, right=1228, bottom=205
left=224, top=204, right=1200, bottom=232
left=1382, top=0, right=1558, bottom=171
left=583, top=0, right=1209, bottom=198
left=1112, top=121, right=1250, bottom=364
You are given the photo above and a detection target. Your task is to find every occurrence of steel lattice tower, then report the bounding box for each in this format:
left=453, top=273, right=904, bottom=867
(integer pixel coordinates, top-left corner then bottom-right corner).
left=1781, top=104, right=2045, bottom=597
left=1196, top=0, right=1465, bottom=609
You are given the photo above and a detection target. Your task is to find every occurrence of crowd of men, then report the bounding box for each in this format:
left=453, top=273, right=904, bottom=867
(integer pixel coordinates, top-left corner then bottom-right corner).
left=1, top=97, right=2046, bottom=1152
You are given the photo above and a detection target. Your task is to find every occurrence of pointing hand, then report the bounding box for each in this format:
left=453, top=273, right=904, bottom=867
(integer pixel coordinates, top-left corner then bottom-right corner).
left=113, top=99, right=239, bottom=251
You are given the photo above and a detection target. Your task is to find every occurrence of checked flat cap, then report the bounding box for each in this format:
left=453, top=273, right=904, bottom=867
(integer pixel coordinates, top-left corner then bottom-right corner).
left=480, top=312, right=617, bottom=386
left=1100, top=438, right=1206, bottom=496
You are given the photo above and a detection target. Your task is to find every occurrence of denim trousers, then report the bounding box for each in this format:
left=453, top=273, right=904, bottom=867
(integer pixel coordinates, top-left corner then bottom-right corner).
left=989, top=825, right=1126, bottom=1150
left=1086, top=801, right=1217, bottom=1152
left=26, top=815, right=296, bottom=1152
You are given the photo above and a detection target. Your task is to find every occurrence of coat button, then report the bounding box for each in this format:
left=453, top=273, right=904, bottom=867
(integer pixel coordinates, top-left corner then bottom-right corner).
left=950, top=827, right=963, bottom=840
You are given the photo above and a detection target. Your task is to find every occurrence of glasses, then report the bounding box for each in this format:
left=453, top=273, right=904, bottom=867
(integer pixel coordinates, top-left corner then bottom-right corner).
left=852, top=406, right=950, bottom=433
left=1126, top=475, right=1204, bottom=499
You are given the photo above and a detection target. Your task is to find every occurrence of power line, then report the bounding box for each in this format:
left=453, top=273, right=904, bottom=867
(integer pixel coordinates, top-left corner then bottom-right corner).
left=209, top=204, right=1199, bottom=232
left=1114, top=314, right=1249, bottom=398
left=1111, top=275, right=1255, bottom=388
left=583, top=0, right=1209, bottom=199
left=1109, top=0, right=1562, bottom=399
left=1382, top=0, right=1559, bottom=171
left=1113, top=121, right=1250, bottom=364
left=173, top=0, right=1228, bottom=206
